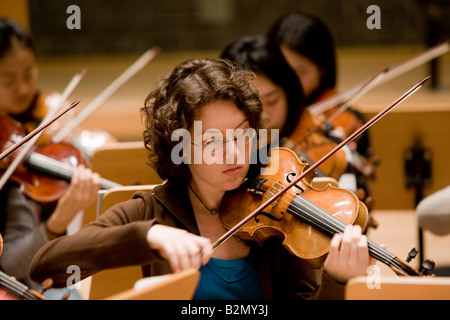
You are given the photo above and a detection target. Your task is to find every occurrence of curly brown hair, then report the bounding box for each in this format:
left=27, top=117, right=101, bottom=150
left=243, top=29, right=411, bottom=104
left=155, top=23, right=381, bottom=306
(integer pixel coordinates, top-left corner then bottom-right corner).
left=141, top=58, right=264, bottom=181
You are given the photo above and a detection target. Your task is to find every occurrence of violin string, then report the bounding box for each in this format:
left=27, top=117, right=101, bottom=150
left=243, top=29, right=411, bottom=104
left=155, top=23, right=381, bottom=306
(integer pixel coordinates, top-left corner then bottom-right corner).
left=264, top=188, right=403, bottom=270
left=265, top=183, right=402, bottom=269
left=0, top=271, right=35, bottom=300
left=0, top=276, right=35, bottom=300
left=25, top=152, right=122, bottom=190
left=272, top=187, right=406, bottom=272
left=26, top=152, right=76, bottom=180
left=254, top=181, right=404, bottom=270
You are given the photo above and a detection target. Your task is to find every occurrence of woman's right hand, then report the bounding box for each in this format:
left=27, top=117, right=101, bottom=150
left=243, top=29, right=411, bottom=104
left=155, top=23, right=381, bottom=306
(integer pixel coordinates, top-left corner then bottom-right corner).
left=146, top=225, right=212, bottom=272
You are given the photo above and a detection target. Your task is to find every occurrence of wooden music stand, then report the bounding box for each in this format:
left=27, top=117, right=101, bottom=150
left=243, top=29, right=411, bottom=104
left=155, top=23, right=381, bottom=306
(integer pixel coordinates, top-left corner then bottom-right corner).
left=345, top=275, right=450, bottom=300
left=104, top=268, right=200, bottom=300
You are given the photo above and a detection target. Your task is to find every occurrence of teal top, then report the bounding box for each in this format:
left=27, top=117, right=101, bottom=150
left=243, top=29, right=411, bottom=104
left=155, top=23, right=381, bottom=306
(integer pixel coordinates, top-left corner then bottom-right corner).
left=193, top=250, right=263, bottom=300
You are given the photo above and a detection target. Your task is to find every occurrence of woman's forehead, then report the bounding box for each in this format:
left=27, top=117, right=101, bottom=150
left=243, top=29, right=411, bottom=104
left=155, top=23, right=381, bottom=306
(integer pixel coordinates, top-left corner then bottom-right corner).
left=194, top=100, right=248, bottom=130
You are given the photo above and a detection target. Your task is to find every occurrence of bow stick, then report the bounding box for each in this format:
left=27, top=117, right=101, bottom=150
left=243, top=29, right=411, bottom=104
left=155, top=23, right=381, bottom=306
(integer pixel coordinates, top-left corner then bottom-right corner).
left=298, top=68, right=387, bottom=143
left=308, top=41, right=449, bottom=116
left=211, top=76, right=430, bottom=251
left=51, top=46, right=161, bottom=143
left=0, top=100, right=80, bottom=163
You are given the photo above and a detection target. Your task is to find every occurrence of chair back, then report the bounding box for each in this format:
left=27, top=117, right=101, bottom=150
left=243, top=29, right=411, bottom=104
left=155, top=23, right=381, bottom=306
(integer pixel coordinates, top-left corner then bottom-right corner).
left=82, top=141, right=164, bottom=226
left=88, top=184, right=158, bottom=300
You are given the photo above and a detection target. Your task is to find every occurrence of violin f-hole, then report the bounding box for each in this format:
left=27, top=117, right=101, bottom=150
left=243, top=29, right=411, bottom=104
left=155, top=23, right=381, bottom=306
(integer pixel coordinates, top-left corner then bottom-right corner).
left=255, top=211, right=284, bottom=223
left=286, top=173, right=304, bottom=194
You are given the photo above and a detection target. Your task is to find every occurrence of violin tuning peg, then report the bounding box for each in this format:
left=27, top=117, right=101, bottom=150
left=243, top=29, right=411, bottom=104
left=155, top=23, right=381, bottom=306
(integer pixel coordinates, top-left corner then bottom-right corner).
left=406, top=247, right=419, bottom=262
left=420, top=259, right=435, bottom=275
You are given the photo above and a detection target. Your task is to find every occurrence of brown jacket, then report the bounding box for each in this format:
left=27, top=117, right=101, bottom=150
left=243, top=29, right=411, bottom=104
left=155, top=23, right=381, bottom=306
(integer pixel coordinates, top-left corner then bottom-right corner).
left=29, top=180, right=345, bottom=299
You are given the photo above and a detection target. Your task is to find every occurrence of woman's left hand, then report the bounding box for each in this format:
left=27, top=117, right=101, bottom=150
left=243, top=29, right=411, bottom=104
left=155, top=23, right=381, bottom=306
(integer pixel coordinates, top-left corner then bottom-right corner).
left=323, top=225, right=377, bottom=284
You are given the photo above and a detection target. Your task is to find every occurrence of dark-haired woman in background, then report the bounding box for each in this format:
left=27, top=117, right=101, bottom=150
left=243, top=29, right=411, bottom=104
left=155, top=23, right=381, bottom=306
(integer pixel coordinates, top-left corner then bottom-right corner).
left=221, top=34, right=349, bottom=181
left=268, top=12, right=378, bottom=219
left=0, top=18, right=100, bottom=299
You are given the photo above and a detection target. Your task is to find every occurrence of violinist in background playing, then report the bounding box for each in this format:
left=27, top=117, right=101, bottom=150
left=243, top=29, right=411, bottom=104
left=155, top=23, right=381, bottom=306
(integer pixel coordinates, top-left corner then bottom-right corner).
left=30, top=58, right=375, bottom=300
left=267, top=12, right=378, bottom=219
left=0, top=18, right=101, bottom=299
left=220, top=34, right=348, bottom=181
left=0, top=18, right=70, bottom=145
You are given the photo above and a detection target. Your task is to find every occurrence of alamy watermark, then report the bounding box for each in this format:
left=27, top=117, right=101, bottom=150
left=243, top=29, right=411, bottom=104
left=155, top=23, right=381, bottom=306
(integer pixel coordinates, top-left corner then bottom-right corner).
left=66, top=265, right=81, bottom=290
left=66, top=5, right=81, bottom=30
left=367, top=5, right=381, bottom=30
left=170, top=121, right=280, bottom=175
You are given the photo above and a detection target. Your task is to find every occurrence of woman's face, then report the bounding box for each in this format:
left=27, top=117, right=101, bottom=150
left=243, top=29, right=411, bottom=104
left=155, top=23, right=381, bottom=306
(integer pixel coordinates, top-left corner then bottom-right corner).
left=251, top=74, right=287, bottom=130
left=0, top=47, right=38, bottom=116
left=187, top=100, right=253, bottom=193
left=280, top=45, right=321, bottom=98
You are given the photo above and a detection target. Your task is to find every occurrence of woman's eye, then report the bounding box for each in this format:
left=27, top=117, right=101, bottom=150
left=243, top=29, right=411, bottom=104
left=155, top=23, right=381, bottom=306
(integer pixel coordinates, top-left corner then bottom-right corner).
left=265, top=99, right=278, bottom=107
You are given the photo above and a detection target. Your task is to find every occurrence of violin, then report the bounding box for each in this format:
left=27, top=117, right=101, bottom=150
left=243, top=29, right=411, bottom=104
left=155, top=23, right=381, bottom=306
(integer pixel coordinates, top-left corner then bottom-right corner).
left=309, top=88, right=380, bottom=182
left=0, top=116, right=120, bottom=203
left=281, top=108, right=348, bottom=181
left=0, top=233, right=56, bottom=300
left=312, top=88, right=364, bottom=138
left=220, top=148, right=431, bottom=276
left=214, top=78, right=434, bottom=276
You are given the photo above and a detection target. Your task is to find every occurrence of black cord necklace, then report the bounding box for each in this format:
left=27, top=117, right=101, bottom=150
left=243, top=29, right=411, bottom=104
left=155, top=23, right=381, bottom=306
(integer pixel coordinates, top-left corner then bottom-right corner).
left=188, top=184, right=218, bottom=215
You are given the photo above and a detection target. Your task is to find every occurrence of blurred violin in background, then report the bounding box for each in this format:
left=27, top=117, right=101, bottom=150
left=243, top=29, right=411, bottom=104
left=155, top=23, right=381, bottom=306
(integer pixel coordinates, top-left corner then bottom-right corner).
left=0, top=116, right=120, bottom=203
left=0, top=233, right=68, bottom=300
left=281, top=108, right=348, bottom=181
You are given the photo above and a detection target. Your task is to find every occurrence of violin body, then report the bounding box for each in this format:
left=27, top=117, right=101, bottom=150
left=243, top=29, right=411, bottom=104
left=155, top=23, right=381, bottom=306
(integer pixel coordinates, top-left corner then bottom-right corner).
left=0, top=116, right=119, bottom=203
left=22, top=143, right=89, bottom=203
left=221, top=148, right=367, bottom=268
left=0, top=233, right=54, bottom=300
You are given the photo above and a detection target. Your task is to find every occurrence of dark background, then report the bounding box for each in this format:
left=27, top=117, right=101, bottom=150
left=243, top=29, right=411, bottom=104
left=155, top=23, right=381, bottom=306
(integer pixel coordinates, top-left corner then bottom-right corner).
left=28, top=0, right=450, bottom=57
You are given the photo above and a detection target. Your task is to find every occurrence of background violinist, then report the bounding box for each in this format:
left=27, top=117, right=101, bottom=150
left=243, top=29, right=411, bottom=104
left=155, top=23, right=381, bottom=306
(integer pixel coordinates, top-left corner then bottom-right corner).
left=0, top=18, right=100, bottom=299
left=220, top=34, right=349, bottom=181
left=267, top=11, right=377, bottom=218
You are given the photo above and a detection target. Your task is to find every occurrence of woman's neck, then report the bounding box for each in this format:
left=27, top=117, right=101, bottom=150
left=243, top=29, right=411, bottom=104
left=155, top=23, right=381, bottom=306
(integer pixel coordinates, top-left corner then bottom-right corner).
left=188, top=181, right=224, bottom=214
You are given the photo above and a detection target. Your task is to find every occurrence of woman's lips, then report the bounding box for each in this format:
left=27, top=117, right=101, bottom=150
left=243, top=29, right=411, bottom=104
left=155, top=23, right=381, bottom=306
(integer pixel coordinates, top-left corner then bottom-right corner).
left=223, top=166, right=243, bottom=176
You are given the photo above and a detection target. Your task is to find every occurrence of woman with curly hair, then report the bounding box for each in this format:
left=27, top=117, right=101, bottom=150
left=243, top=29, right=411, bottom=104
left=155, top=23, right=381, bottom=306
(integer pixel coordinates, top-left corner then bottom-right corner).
left=30, top=58, right=374, bottom=300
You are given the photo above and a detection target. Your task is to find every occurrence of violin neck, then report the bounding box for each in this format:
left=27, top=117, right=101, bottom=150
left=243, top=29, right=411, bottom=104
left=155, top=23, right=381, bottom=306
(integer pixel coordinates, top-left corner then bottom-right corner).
left=288, top=195, right=421, bottom=276
left=24, top=152, right=121, bottom=190
left=0, top=270, right=37, bottom=300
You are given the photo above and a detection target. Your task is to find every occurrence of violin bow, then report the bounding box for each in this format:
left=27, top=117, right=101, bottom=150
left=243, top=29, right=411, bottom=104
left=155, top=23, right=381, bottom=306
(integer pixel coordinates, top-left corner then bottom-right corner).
left=211, top=76, right=430, bottom=251
left=308, top=41, right=449, bottom=117
left=0, top=100, right=80, bottom=163
left=323, top=68, right=386, bottom=124
left=0, top=70, right=85, bottom=191
left=297, top=68, right=387, bottom=143
left=51, top=46, right=161, bottom=143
